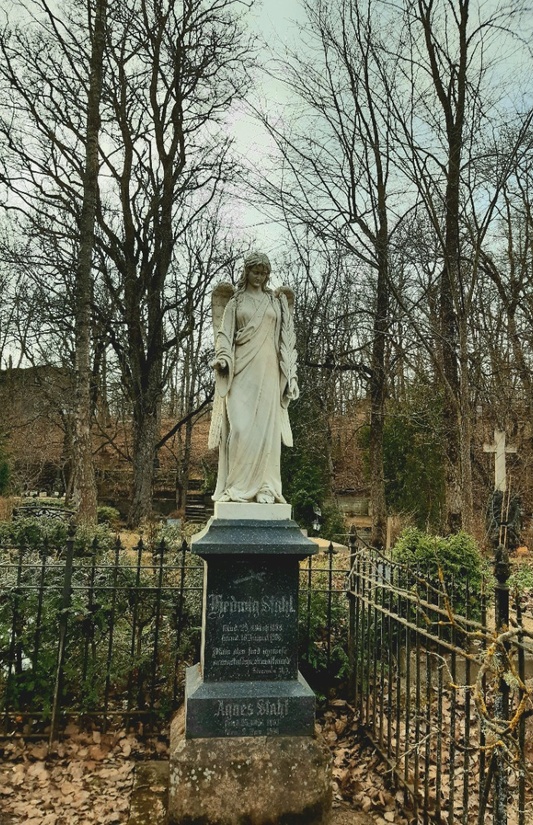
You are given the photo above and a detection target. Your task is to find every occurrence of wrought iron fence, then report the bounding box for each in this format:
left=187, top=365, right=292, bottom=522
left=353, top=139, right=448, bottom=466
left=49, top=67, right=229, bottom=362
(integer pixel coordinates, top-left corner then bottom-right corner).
left=4, top=524, right=528, bottom=824
left=0, top=531, right=349, bottom=738
left=347, top=542, right=532, bottom=825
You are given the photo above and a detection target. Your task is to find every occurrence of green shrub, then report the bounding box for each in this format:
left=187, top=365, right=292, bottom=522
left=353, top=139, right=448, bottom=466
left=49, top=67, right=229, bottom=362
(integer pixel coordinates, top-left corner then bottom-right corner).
left=321, top=503, right=346, bottom=543
left=0, top=516, right=115, bottom=556
left=509, top=563, right=533, bottom=595
left=0, top=457, right=9, bottom=494
left=392, top=528, right=489, bottom=619
left=97, top=505, right=121, bottom=526
left=358, top=388, right=446, bottom=530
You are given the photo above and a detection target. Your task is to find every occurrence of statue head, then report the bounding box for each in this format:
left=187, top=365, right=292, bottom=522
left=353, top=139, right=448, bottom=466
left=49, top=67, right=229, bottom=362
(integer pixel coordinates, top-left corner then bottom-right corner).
left=237, top=251, right=271, bottom=292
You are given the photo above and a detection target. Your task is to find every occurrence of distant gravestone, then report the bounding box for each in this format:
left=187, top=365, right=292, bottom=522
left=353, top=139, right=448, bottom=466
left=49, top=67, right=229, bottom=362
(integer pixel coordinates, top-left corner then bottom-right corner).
left=483, top=429, right=517, bottom=492
left=484, top=429, right=521, bottom=550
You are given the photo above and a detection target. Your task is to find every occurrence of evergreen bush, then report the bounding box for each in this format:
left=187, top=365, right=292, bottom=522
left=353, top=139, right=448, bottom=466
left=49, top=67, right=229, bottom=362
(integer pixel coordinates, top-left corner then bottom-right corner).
left=97, top=505, right=121, bottom=527
left=392, top=527, right=490, bottom=619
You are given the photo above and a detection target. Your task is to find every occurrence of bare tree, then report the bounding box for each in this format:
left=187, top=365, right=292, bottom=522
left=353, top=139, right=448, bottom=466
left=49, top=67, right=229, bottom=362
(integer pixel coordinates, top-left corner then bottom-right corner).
left=0, top=0, right=107, bottom=520
left=388, top=0, right=533, bottom=531
left=71, top=0, right=106, bottom=523
left=251, top=0, right=409, bottom=545
left=0, top=0, right=253, bottom=525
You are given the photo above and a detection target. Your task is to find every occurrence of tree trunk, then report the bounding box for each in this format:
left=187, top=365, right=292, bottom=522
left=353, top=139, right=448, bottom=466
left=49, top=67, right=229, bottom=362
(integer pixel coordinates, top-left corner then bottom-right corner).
left=459, top=317, right=473, bottom=533
left=129, top=401, right=161, bottom=526
left=369, top=209, right=389, bottom=549
left=71, top=0, right=107, bottom=525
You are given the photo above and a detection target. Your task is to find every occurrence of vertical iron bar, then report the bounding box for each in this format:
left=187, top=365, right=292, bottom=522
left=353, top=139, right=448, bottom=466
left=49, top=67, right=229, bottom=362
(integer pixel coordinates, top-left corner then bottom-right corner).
left=102, top=537, right=121, bottom=732
left=404, top=584, right=412, bottom=792
left=32, top=544, right=48, bottom=694
left=478, top=580, right=488, bottom=825
left=371, top=558, right=379, bottom=739
left=326, top=542, right=333, bottom=673
left=363, top=553, right=370, bottom=725
left=387, top=558, right=394, bottom=765
left=348, top=585, right=356, bottom=698
left=127, top=538, right=144, bottom=720
left=424, top=648, right=431, bottom=825
left=366, top=553, right=375, bottom=727
left=348, top=527, right=357, bottom=698
left=49, top=527, right=75, bottom=746
left=353, top=551, right=361, bottom=714
left=448, top=576, right=457, bottom=825
left=493, top=546, right=510, bottom=825
left=516, top=591, right=525, bottom=825
left=394, top=563, right=402, bottom=786
left=81, top=538, right=98, bottom=690
left=412, top=563, right=421, bottom=821
left=463, top=578, right=472, bottom=825
left=4, top=544, right=24, bottom=721
left=173, top=539, right=188, bottom=706
left=435, top=584, right=444, bottom=823
left=423, top=570, right=432, bottom=825
left=149, top=539, right=166, bottom=728
left=378, top=560, right=386, bottom=749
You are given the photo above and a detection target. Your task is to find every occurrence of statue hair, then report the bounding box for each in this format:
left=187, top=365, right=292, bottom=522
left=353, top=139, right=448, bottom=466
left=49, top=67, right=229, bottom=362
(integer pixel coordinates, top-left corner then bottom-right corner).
left=236, top=251, right=272, bottom=293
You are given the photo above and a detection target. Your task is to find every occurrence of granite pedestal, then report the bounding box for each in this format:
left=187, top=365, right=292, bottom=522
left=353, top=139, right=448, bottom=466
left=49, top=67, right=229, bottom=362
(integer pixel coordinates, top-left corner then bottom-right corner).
left=168, top=503, right=332, bottom=825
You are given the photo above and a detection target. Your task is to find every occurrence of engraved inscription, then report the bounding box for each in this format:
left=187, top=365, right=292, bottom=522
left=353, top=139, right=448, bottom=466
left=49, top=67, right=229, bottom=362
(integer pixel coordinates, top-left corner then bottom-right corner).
left=203, top=558, right=299, bottom=681
left=213, top=698, right=289, bottom=736
left=207, top=594, right=296, bottom=619
left=208, top=620, right=293, bottom=677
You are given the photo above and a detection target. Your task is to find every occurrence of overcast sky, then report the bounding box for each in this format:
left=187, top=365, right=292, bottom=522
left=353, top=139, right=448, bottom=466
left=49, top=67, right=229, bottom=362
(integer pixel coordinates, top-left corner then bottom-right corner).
left=224, top=0, right=306, bottom=259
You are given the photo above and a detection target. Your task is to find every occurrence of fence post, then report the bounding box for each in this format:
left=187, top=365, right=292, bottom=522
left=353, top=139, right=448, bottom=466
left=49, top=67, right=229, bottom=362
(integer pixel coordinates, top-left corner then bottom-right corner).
left=49, top=524, right=75, bottom=748
left=347, top=527, right=357, bottom=696
left=3, top=544, right=24, bottom=725
left=493, top=543, right=510, bottom=825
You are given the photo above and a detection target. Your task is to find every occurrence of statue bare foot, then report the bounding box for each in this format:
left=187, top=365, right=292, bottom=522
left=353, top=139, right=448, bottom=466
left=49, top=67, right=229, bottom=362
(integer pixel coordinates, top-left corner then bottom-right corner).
left=256, top=490, right=275, bottom=504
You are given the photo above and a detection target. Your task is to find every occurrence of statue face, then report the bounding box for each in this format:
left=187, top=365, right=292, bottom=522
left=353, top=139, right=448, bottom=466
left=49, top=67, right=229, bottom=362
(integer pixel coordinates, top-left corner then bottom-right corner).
left=246, top=264, right=269, bottom=289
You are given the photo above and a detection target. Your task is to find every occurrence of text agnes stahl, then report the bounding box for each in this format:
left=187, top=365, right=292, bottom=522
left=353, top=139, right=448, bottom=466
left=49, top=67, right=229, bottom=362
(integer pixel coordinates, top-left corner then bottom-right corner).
left=207, top=594, right=296, bottom=620
left=214, top=698, right=290, bottom=719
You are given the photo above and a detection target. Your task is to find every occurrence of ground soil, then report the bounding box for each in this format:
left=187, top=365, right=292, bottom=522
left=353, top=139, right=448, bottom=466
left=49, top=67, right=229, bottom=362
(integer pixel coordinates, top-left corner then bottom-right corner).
left=0, top=702, right=412, bottom=825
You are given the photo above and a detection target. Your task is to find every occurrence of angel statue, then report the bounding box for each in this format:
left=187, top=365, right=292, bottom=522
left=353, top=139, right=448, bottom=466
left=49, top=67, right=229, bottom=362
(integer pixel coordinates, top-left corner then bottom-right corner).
left=208, top=251, right=299, bottom=504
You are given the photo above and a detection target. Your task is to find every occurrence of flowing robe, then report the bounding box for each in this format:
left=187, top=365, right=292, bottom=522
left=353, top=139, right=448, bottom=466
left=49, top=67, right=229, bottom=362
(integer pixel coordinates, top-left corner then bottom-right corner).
left=209, top=290, right=296, bottom=503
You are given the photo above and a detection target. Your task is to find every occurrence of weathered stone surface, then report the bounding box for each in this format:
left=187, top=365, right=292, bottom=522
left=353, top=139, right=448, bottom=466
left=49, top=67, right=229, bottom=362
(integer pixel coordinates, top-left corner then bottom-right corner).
left=128, top=761, right=168, bottom=825
left=202, top=555, right=299, bottom=682
left=185, top=665, right=315, bottom=738
left=168, top=709, right=332, bottom=825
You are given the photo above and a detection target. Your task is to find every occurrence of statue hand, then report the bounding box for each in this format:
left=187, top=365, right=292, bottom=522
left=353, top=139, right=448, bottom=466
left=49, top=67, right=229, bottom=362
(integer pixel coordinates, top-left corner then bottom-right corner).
left=212, top=357, right=229, bottom=373
left=286, top=378, right=299, bottom=401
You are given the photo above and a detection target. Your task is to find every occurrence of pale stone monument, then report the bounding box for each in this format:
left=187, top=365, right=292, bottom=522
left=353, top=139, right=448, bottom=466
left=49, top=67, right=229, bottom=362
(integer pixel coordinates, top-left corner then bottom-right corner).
left=484, top=429, right=521, bottom=550
left=208, top=251, right=299, bottom=504
left=168, top=253, right=332, bottom=825
left=483, top=429, right=517, bottom=492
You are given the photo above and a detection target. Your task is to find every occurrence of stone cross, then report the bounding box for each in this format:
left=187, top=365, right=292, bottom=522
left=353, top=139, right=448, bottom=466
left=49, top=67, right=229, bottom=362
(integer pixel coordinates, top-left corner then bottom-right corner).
left=483, top=429, right=517, bottom=492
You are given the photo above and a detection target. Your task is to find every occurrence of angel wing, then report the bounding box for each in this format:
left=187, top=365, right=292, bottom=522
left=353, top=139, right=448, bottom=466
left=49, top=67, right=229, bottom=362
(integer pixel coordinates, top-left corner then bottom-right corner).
left=275, top=285, right=295, bottom=315
left=211, top=282, right=235, bottom=338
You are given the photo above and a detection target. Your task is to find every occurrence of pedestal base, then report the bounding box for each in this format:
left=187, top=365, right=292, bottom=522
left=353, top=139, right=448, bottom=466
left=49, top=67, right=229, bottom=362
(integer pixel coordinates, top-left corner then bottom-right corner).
left=168, top=709, right=332, bottom=825
left=185, top=664, right=315, bottom=738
